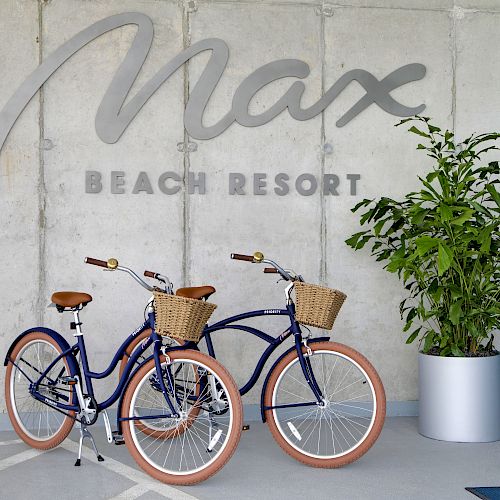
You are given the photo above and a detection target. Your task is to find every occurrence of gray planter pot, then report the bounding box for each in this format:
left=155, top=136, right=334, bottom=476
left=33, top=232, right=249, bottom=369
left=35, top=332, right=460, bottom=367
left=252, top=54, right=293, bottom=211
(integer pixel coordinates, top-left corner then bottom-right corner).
left=419, top=352, right=500, bottom=442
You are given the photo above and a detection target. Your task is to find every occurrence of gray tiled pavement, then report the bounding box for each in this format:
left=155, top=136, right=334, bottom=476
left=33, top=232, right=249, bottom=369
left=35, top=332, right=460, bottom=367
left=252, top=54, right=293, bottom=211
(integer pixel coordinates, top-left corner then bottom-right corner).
left=0, top=418, right=499, bottom=500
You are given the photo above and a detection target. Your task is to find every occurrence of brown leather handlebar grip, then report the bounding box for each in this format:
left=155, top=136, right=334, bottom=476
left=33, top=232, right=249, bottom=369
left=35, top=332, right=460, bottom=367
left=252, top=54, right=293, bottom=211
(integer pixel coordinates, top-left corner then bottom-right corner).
left=231, top=253, right=254, bottom=262
left=144, top=270, right=157, bottom=278
left=264, top=267, right=279, bottom=273
left=85, top=257, right=108, bottom=268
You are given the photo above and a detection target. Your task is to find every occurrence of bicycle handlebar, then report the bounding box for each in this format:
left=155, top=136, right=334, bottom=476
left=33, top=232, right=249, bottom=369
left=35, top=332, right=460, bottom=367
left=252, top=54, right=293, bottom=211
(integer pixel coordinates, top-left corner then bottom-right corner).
left=85, top=257, right=110, bottom=268
left=84, top=257, right=170, bottom=293
left=230, top=251, right=300, bottom=282
left=230, top=253, right=254, bottom=262
left=263, top=267, right=279, bottom=273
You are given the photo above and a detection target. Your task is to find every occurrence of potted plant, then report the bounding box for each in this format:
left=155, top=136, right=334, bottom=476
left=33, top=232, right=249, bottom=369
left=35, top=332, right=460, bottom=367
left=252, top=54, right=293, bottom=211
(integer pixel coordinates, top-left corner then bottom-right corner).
left=346, top=116, right=500, bottom=442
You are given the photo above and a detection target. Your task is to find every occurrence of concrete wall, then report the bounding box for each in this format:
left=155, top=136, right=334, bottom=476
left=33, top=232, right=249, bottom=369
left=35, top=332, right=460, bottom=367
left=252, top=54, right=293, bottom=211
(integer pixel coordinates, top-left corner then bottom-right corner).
left=0, top=0, right=499, bottom=416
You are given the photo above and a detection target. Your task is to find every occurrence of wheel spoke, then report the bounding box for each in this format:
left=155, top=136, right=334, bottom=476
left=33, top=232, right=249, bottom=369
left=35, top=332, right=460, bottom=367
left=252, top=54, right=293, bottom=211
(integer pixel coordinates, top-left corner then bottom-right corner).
left=271, top=348, right=378, bottom=460
left=9, top=337, right=73, bottom=443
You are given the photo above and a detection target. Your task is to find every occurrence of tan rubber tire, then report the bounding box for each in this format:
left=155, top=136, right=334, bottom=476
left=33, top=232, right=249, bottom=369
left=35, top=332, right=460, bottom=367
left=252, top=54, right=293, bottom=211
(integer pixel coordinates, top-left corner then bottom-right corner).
left=264, top=341, right=386, bottom=468
left=118, top=330, right=201, bottom=439
left=5, top=331, right=75, bottom=450
left=121, top=349, right=243, bottom=485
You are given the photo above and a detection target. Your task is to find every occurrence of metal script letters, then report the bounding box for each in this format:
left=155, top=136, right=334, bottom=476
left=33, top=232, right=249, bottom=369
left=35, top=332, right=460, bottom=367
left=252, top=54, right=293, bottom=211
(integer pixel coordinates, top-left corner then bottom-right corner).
left=0, top=12, right=426, bottom=152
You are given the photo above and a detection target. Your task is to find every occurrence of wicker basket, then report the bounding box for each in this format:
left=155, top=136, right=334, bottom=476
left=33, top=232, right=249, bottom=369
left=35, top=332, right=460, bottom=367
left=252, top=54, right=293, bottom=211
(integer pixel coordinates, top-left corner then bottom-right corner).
left=153, top=290, right=217, bottom=342
left=294, top=282, right=347, bottom=330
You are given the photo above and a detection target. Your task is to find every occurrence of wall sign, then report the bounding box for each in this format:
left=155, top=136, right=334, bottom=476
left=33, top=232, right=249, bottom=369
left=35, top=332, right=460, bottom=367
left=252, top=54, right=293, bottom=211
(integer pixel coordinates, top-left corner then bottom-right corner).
left=85, top=170, right=361, bottom=196
left=0, top=12, right=427, bottom=154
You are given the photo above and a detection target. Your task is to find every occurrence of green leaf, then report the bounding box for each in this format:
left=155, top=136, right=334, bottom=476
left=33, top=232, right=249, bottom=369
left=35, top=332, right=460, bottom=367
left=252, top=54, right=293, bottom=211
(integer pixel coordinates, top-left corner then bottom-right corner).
left=439, top=203, right=453, bottom=221
left=386, top=259, right=403, bottom=273
left=373, top=219, right=386, bottom=236
left=406, top=327, right=422, bottom=344
left=345, top=231, right=368, bottom=248
left=447, top=284, right=463, bottom=300
left=408, top=126, right=430, bottom=138
left=437, top=243, right=453, bottom=275
left=440, top=346, right=452, bottom=357
left=486, top=184, right=500, bottom=207
left=444, top=130, right=454, bottom=142
left=351, top=199, right=373, bottom=213
left=439, top=335, right=449, bottom=348
left=416, top=236, right=439, bottom=256
left=479, top=227, right=492, bottom=253
left=451, top=345, right=465, bottom=357
left=423, top=333, right=435, bottom=353
left=411, top=208, right=428, bottom=225
left=426, top=171, right=439, bottom=182
left=430, top=286, right=443, bottom=302
left=449, top=300, right=463, bottom=325
left=450, top=208, right=474, bottom=225
left=470, top=200, right=491, bottom=217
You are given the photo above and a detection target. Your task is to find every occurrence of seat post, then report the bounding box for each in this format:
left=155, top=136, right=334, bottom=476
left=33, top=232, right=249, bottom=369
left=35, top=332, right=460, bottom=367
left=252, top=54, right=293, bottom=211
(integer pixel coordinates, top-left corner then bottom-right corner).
left=72, top=307, right=83, bottom=336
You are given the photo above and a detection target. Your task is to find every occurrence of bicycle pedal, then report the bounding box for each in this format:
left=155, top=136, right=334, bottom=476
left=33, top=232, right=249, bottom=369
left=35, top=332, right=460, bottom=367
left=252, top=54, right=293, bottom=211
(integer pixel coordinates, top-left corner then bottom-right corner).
left=60, top=376, right=78, bottom=386
left=242, top=424, right=250, bottom=431
left=112, top=432, right=125, bottom=445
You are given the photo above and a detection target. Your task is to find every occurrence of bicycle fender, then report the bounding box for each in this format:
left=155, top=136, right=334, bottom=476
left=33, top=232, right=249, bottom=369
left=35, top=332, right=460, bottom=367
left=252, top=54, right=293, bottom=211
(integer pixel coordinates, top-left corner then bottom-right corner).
left=4, top=327, right=78, bottom=372
left=259, top=336, right=330, bottom=423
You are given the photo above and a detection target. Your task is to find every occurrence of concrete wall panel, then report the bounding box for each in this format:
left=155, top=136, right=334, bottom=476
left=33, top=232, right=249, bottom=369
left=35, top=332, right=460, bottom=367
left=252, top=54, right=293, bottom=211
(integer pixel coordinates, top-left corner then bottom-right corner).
left=323, top=7, right=454, bottom=401
left=455, top=11, right=500, bottom=137
left=0, top=1, right=40, bottom=413
left=188, top=3, right=323, bottom=400
left=40, top=0, right=184, bottom=401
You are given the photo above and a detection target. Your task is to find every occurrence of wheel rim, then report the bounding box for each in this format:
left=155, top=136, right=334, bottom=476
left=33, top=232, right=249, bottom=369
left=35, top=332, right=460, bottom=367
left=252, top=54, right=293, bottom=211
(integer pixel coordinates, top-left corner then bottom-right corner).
left=10, top=339, right=71, bottom=441
left=271, top=350, right=376, bottom=459
left=128, top=357, right=234, bottom=475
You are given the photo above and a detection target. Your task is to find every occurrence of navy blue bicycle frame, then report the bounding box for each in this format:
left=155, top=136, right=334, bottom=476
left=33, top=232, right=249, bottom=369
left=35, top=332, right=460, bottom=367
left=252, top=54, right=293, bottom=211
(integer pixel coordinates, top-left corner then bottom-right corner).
left=201, top=301, right=327, bottom=410
left=21, top=313, right=185, bottom=421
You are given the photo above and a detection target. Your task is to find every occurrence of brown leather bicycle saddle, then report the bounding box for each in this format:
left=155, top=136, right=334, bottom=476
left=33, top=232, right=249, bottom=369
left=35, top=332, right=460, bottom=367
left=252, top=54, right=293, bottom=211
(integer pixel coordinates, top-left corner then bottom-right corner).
left=175, top=286, right=216, bottom=301
left=51, top=291, right=93, bottom=308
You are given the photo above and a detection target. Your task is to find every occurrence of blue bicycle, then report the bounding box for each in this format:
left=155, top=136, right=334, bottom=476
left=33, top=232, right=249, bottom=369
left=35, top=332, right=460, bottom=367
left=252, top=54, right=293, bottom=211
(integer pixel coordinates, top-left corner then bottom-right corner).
left=130, top=251, right=386, bottom=468
left=4, top=257, right=243, bottom=485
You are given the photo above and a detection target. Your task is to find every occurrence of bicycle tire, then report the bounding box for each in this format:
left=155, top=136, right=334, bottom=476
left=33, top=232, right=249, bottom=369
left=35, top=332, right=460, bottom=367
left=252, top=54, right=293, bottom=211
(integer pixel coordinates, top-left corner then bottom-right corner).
left=121, top=349, right=242, bottom=485
left=263, top=341, right=385, bottom=467
left=5, top=331, right=76, bottom=450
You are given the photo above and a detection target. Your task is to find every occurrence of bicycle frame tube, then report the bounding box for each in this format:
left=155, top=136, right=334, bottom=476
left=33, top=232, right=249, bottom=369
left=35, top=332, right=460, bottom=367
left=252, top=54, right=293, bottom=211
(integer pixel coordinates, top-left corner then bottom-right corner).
left=76, top=320, right=151, bottom=391
left=27, top=318, right=158, bottom=412
left=202, top=305, right=324, bottom=401
left=203, top=309, right=289, bottom=396
left=28, top=322, right=154, bottom=413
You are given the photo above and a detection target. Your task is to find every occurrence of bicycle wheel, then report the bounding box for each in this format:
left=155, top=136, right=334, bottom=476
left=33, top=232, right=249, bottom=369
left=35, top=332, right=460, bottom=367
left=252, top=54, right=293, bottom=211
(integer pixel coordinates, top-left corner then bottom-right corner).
left=119, top=330, right=200, bottom=439
left=121, top=349, right=242, bottom=485
left=5, top=331, right=75, bottom=449
left=264, top=341, right=385, bottom=467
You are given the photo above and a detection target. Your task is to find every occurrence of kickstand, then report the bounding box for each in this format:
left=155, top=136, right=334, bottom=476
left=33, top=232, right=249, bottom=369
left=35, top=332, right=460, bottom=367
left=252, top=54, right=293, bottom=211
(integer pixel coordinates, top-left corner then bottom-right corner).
left=75, top=422, right=105, bottom=466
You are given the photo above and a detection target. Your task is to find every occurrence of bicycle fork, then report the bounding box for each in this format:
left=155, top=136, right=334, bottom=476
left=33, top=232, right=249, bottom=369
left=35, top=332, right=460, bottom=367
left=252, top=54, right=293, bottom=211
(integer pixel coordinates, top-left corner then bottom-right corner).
left=295, top=334, right=324, bottom=404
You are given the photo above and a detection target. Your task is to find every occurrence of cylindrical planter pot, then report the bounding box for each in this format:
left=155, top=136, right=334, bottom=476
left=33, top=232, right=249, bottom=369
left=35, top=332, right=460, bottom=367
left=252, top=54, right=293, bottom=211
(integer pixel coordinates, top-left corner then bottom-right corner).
left=419, top=352, right=500, bottom=442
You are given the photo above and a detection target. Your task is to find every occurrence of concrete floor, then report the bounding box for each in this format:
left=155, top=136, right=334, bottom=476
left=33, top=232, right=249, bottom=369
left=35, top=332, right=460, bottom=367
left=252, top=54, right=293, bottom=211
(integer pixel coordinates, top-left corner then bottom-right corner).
left=0, top=418, right=499, bottom=500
